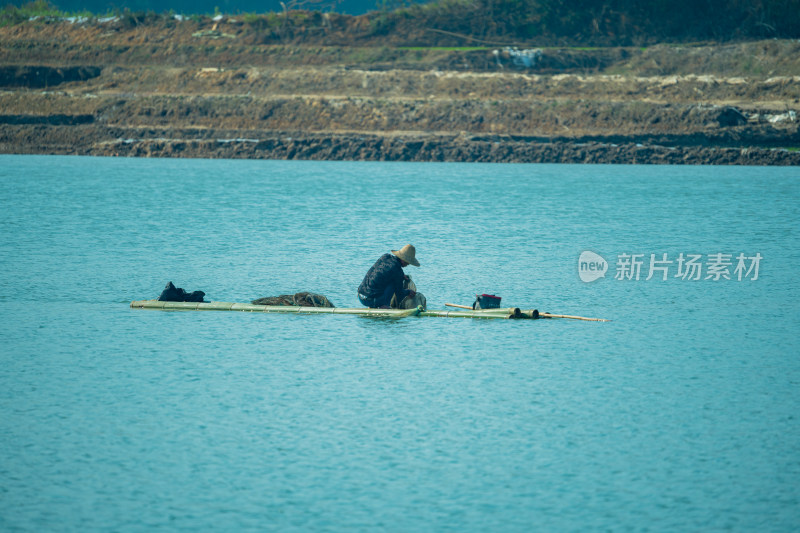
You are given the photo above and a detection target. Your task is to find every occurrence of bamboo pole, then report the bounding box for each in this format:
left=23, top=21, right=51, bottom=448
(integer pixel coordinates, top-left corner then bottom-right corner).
left=132, top=300, right=518, bottom=319
left=538, top=312, right=610, bottom=322
left=419, top=310, right=514, bottom=319
left=471, top=307, right=522, bottom=318
left=445, top=303, right=524, bottom=317
left=445, top=303, right=472, bottom=309
left=231, top=303, right=271, bottom=312
left=160, top=301, right=201, bottom=310
left=130, top=301, right=608, bottom=321
left=391, top=306, right=423, bottom=318
left=443, top=304, right=608, bottom=321
left=130, top=301, right=424, bottom=317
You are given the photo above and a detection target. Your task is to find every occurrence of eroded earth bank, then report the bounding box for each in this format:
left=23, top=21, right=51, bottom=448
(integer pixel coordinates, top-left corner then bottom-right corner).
left=1, top=18, right=799, bottom=164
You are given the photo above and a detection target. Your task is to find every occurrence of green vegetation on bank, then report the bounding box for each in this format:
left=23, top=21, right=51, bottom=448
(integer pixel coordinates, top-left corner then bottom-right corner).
left=2, top=0, right=799, bottom=46
left=1, top=0, right=64, bottom=24
left=0, top=0, right=107, bottom=25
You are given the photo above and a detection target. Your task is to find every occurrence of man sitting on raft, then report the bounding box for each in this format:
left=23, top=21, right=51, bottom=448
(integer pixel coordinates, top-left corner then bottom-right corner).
left=358, top=244, right=419, bottom=309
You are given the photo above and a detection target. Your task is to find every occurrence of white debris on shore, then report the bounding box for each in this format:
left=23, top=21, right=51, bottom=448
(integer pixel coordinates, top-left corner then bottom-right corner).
left=493, top=48, right=543, bottom=69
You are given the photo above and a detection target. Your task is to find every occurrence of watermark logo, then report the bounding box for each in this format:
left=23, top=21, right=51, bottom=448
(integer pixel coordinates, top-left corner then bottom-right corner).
left=578, top=251, right=608, bottom=283
left=578, top=251, right=762, bottom=282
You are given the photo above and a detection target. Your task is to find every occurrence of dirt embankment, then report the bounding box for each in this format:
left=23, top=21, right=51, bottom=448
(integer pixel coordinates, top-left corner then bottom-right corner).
left=0, top=19, right=798, bottom=164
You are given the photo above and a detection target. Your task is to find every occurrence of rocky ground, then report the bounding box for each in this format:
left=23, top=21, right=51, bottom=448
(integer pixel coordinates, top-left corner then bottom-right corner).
left=1, top=17, right=799, bottom=164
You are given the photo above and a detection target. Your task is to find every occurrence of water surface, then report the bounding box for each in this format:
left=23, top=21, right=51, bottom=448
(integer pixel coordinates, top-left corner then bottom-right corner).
left=1, top=156, right=798, bottom=531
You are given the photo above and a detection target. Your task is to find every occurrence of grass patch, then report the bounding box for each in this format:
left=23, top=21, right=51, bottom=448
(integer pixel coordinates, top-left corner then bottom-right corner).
left=1, top=0, right=65, bottom=26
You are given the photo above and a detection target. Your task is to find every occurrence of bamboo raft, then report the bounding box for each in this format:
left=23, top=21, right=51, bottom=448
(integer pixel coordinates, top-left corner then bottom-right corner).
left=129, top=300, right=608, bottom=321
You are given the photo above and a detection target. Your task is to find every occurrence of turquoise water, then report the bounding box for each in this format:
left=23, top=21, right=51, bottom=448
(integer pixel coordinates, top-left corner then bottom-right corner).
left=1, top=155, right=799, bottom=531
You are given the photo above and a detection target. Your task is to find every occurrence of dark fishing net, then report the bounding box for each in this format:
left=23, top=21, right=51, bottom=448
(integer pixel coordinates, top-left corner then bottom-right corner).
left=251, top=292, right=335, bottom=308
left=390, top=276, right=426, bottom=310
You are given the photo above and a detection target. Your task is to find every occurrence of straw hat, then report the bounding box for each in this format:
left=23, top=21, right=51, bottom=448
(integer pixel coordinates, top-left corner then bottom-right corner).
left=392, top=244, right=420, bottom=267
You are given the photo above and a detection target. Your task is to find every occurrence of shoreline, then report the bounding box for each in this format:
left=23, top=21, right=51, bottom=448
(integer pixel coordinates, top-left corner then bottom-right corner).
left=2, top=129, right=798, bottom=165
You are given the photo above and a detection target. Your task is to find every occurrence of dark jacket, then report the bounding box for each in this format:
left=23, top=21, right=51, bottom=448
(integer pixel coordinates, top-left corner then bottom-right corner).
left=358, top=253, right=406, bottom=303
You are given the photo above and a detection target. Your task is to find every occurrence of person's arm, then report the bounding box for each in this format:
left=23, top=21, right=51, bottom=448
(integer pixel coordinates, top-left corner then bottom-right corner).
left=391, top=262, right=408, bottom=304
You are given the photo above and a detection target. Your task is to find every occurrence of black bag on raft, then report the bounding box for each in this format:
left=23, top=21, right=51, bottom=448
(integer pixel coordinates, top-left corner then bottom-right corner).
left=157, top=281, right=206, bottom=302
